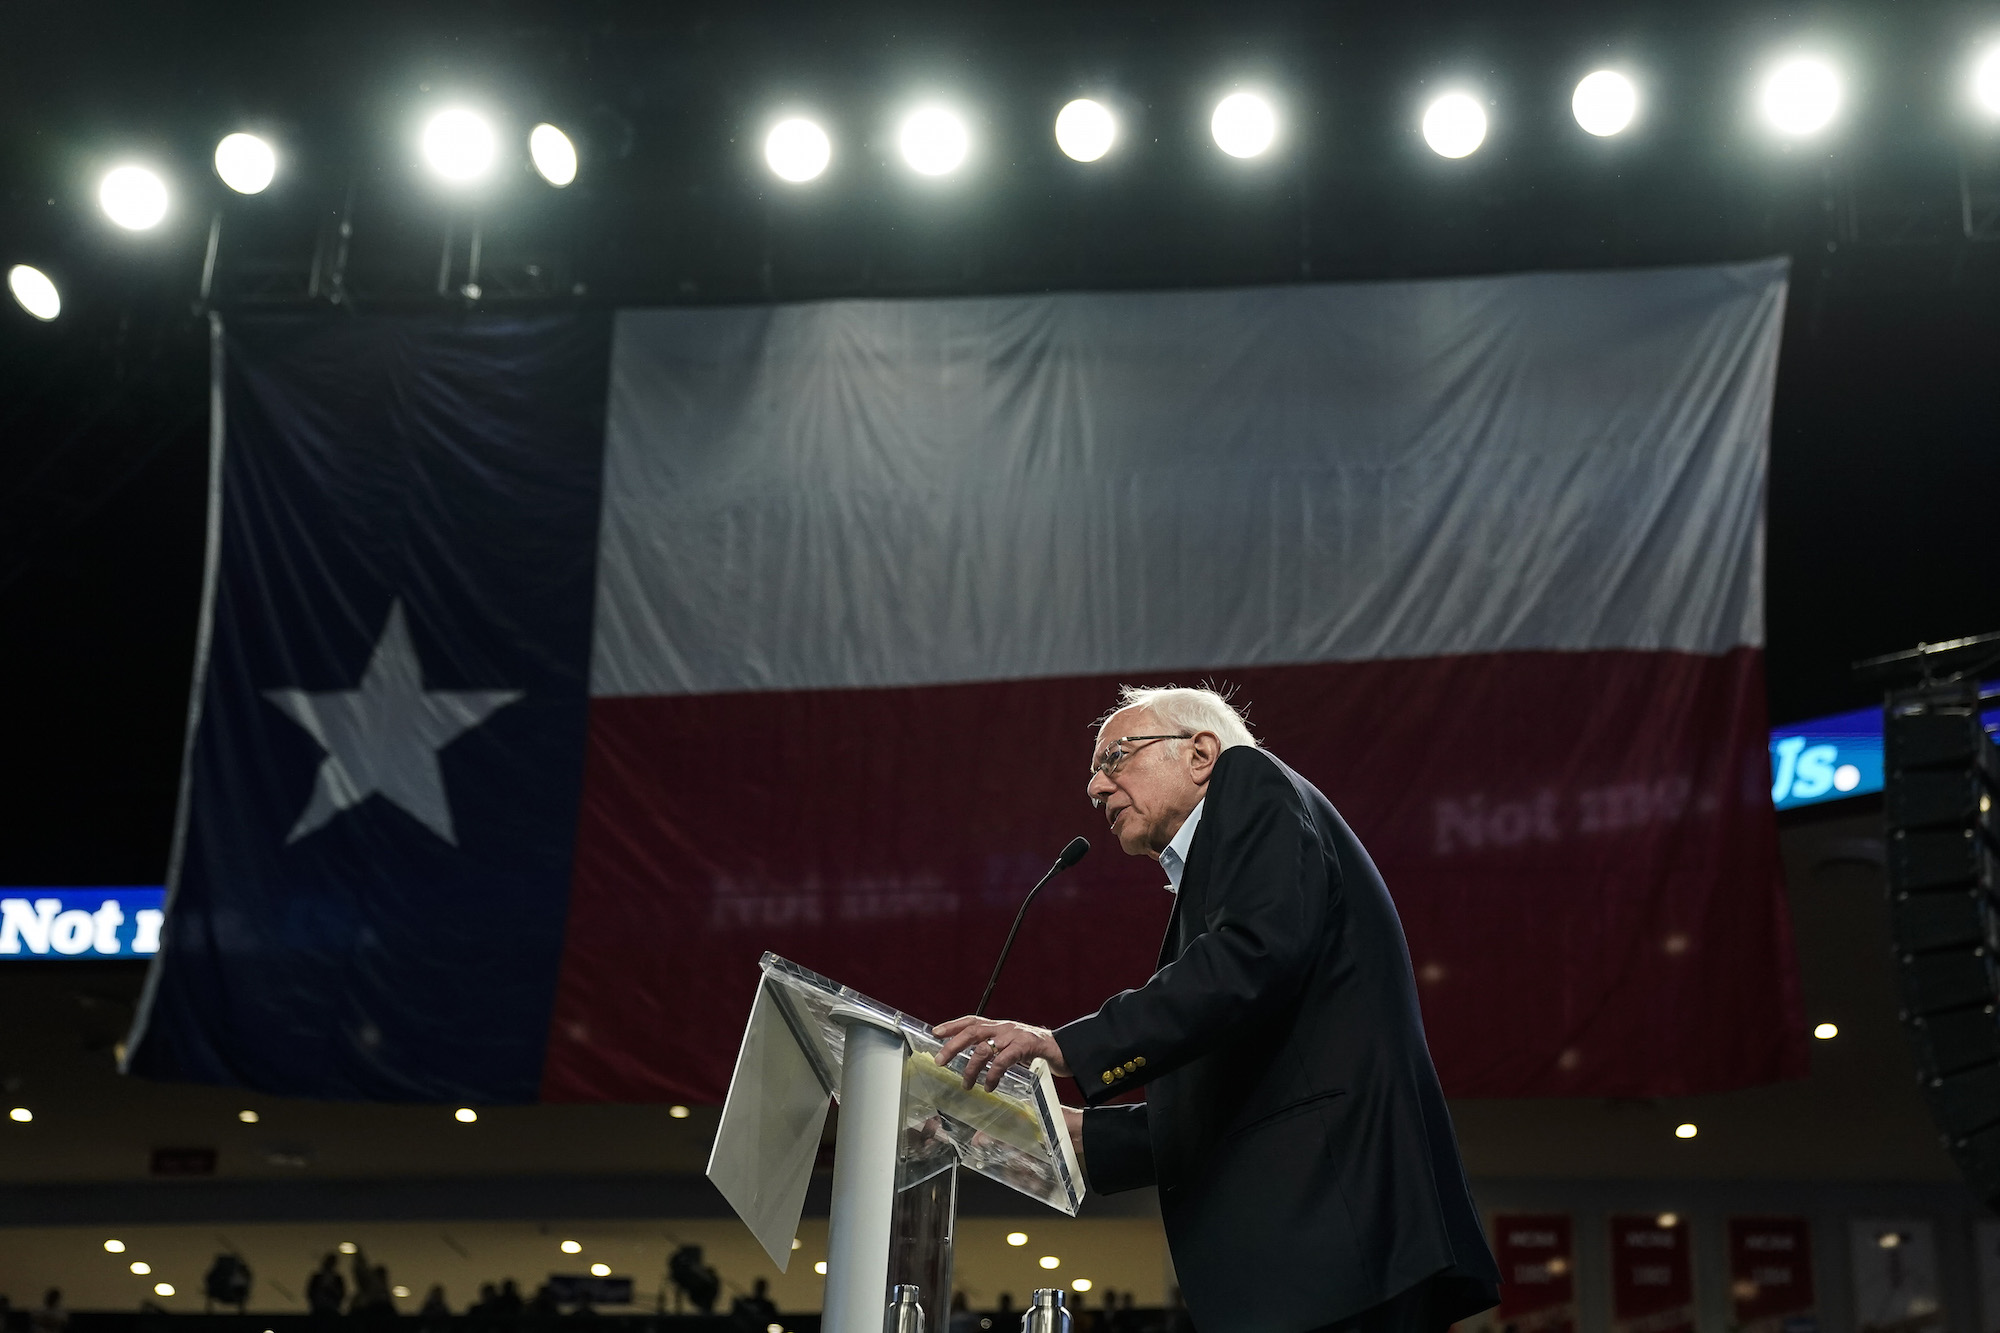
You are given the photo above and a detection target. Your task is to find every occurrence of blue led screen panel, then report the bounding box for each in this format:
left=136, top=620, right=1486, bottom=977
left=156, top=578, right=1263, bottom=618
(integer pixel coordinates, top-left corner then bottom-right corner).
left=0, top=887, right=165, bottom=959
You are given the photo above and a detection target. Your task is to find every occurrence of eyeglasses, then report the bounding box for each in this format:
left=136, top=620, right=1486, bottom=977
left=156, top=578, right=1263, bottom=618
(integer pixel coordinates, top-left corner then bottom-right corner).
left=1089, top=734, right=1192, bottom=780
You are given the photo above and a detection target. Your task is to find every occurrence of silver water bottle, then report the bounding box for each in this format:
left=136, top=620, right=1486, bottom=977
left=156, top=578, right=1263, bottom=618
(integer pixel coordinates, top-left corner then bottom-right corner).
left=1021, top=1288, right=1070, bottom=1333
left=886, top=1284, right=925, bottom=1333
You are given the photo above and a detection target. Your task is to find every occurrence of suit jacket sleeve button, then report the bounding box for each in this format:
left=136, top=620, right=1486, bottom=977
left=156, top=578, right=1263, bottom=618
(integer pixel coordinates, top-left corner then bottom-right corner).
left=1134, top=1056, right=1146, bottom=1068
left=1101, top=1071, right=1114, bottom=1085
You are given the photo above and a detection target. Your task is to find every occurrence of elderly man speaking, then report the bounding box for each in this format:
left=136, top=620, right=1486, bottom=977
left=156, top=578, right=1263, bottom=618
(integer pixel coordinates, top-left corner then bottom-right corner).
left=935, top=686, right=1499, bottom=1333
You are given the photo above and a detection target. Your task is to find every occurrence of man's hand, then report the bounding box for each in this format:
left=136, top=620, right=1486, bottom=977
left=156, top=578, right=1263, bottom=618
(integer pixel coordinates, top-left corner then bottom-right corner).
left=932, top=1016, right=1072, bottom=1090
left=1062, top=1105, right=1086, bottom=1171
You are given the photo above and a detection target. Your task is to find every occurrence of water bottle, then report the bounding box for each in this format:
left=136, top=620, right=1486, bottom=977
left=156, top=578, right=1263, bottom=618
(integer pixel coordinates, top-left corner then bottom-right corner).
left=1021, top=1288, right=1070, bottom=1333
left=886, top=1283, right=924, bottom=1333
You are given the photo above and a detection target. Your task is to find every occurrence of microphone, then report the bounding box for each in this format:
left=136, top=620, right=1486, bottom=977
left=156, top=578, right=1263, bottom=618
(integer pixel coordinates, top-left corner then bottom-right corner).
left=974, top=836, right=1091, bottom=1018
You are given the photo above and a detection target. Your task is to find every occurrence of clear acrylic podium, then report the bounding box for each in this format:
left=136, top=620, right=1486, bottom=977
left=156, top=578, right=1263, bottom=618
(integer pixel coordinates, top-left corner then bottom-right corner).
left=708, top=954, right=1085, bottom=1333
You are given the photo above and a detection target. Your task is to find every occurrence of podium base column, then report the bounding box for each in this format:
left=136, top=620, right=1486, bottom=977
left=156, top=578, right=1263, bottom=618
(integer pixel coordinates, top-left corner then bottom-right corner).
left=823, top=1009, right=905, bottom=1333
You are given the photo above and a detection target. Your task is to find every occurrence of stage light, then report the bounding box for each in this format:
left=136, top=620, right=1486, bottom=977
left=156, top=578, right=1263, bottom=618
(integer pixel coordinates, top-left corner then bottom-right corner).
left=99, top=165, right=168, bottom=230
left=530, top=124, right=577, bottom=187
left=1974, top=44, right=2000, bottom=116
left=454, top=1106, right=478, bottom=1122
left=1815, top=1022, right=1839, bottom=1039
left=1210, top=92, right=1276, bottom=158
left=1422, top=93, right=1487, bottom=158
left=421, top=109, right=498, bottom=184
left=1675, top=1122, right=1698, bottom=1138
left=213, top=133, right=276, bottom=194
left=590, top=1264, right=611, bottom=1278
left=1572, top=71, right=1637, bottom=136
left=765, top=118, right=831, bottom=183
left=898, top=107, right=970, bottom=176
left=1758, top=56, right=1842, bottom=137
left=105, top=1240, right=126, bottom=1253
left=238, top=1109, right=259, bottom=1123
left=8, top=266, right=59, bottom=321
left=1055, top=98, right=1116, bottom=162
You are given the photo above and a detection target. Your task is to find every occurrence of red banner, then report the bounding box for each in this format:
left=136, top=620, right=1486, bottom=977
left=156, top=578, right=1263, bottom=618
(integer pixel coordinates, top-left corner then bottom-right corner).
left=1730, top=1217, right=1817, bottom=1333
left=1611, top=1215, right=1695, bottom=1333
left=1493, top=1214, right=1576, bottom=1333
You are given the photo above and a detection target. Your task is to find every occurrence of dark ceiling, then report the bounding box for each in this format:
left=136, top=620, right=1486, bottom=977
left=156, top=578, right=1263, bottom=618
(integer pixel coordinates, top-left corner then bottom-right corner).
left=3, top=0, right=1999, bottom=884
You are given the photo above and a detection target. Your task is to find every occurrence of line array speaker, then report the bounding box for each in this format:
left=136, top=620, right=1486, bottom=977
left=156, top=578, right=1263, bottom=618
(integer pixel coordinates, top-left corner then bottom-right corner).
left=1888, top=679, right=2000, bottom=1209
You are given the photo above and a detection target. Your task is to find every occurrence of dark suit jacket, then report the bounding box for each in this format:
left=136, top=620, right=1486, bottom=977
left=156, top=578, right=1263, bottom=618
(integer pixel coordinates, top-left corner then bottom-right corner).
left=1054, top=746, right=1499, bottom=1333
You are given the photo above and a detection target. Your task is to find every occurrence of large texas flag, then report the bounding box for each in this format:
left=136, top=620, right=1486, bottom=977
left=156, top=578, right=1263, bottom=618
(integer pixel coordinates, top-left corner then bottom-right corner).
left=129, top=260, right=1805, bottom=1105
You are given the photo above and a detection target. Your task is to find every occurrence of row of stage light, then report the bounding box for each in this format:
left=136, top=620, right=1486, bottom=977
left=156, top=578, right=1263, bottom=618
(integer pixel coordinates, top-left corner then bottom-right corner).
left=11, top=45, right=2000, bottom=323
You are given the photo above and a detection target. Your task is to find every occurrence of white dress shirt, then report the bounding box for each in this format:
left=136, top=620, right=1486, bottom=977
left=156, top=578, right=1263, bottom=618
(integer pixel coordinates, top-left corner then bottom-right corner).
left=1157, top=797, right=1206, bottom=894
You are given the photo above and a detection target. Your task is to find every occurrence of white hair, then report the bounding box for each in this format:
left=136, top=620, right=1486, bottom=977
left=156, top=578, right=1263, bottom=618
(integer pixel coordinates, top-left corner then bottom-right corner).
left=1099, top=684, right=1260, bottom=752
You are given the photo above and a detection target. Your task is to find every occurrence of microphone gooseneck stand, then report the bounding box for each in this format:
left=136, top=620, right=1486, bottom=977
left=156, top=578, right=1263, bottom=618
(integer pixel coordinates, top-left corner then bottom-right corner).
left=974, top=835, right=1091, bottom=1017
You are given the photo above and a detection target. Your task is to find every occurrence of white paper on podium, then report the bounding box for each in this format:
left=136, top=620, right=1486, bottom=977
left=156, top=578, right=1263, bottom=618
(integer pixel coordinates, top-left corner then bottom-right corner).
left=708, top=978, right=834, bottom=1269
left=708, top=955, right=1085, bottom=1271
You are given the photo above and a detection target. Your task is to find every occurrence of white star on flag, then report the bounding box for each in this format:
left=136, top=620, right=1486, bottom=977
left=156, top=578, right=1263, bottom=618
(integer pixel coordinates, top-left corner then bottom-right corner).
left=263, top=600, right=522, bottom=845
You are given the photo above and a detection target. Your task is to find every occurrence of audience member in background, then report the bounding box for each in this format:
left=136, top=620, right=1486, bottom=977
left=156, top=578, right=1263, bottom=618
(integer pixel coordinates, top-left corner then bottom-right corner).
left=465, top=1283, right=498, bottom=1333
left=947, top=1291, right=978, bottom=1333
left=419, top=1286, right=451, bottom=1333
left=994, top=1293, right=1015, bottom=1326
left=348, top=1255, right=394, bottom=1321
left=667, top=1245, right=721, bottom=1315
left=526, top=1281, right=561, bottom=1331
left=728, top=1277, right=778, bottom=1332
left=496, top=1279, right=525, bottom=1321
left=30, top=1290, right=65, bottom=1333
left=307, top=1255, right=346, bottom=1322
left=204, top=1252, right=253, bottom=1313
left=0, top=1293, right=13, bottom=1333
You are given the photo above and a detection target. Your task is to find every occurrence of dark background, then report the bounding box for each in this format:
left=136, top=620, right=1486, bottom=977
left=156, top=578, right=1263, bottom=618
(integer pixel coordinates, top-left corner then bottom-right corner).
left=4, top=0, right=1998, bottom=885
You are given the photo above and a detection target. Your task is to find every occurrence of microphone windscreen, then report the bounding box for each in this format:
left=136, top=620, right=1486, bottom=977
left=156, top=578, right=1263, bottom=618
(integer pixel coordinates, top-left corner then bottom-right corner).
left=1058, top=835, right=1091, bottom=870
